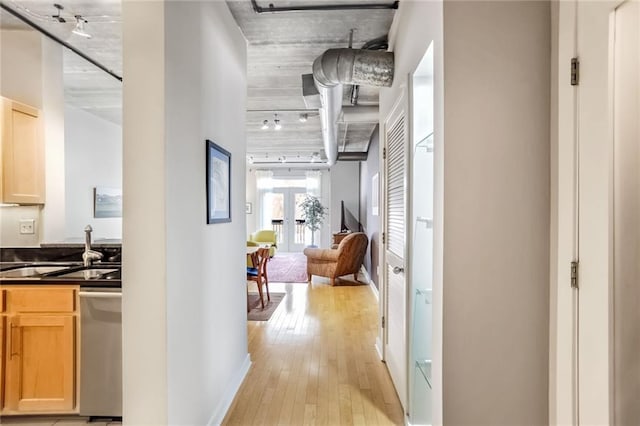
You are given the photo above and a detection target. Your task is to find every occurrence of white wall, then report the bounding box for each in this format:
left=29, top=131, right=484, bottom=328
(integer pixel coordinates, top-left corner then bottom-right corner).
left=0, top=30, right=42, bottom=107
left=64, top=105, right=122, bottom=240
left=40, top=37, right=66, bottom=242
left=329, top=161, right=360, bottom=233
left=441, top=2, right=550, bottom=424
left=122, top=2, right=249, bottom=424
left=0, top=206, right=41, bottom=247
left=246, top=167, right=257, bottom=235
left=0, top=31, right=65, bottom=246
left=383, top=1, right=550, bottom=424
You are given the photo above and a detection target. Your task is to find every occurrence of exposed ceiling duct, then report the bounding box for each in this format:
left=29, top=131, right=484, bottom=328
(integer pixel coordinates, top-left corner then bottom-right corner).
left=337, top=152, right=369, bottom=161
left=312, top=48, right=394, bottom=165
left=339, top=106, right=379, bottom=123
left=250, top=0, right=399, bottom=14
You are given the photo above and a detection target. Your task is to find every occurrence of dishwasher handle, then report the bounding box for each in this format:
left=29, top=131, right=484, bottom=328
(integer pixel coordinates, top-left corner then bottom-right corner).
left=79, top=291, right=122, bottom=299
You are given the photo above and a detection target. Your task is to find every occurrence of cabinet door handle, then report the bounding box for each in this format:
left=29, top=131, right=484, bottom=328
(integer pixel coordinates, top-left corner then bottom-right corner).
left=8, top=322, right=18, bottom=358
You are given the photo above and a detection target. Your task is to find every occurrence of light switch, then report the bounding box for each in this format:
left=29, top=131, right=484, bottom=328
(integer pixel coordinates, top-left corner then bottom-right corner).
left=19, top=219, right=35, bottom=235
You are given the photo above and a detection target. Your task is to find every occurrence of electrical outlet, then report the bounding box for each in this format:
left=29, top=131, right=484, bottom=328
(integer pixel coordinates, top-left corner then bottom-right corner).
left=19, top=219, right=35, bottom=235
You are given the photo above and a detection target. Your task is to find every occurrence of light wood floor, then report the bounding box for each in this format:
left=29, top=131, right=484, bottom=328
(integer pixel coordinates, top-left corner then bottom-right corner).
left=223, top=277, right=405, bottom=426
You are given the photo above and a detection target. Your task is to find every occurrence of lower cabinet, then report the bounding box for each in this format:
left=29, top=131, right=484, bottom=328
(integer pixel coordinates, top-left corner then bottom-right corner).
left=0, top=286, right=78, bottom=415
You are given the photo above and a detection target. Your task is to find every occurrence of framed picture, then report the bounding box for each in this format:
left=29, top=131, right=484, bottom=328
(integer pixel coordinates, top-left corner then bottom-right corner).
left=371, top=173, right=379, bottom=216
left=245, top=202, right=252, bottom=214
left=94, top=187, right=123, bottom=218
left=206, top=140, right=231, bottom=224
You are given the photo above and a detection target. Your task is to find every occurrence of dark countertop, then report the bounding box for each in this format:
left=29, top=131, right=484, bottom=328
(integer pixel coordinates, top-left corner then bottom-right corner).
left=0, top=277, right=122, bottom=288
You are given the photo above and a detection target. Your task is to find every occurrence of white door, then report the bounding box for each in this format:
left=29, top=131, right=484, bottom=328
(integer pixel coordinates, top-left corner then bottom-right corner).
left=270, top=188, right=307, bottom=252
left=383, top=93, right=408, bottom=411
left=555, top=1, right=640, bottom=423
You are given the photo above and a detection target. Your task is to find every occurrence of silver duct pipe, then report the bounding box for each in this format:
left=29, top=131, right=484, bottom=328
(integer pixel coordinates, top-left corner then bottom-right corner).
left=313, top=49, right=395, bottom=88
left=317, top=85, right=343, bottom=165
left=339, top=106, right=379, bottom=124
left=313, top=49, right=394, bottom=165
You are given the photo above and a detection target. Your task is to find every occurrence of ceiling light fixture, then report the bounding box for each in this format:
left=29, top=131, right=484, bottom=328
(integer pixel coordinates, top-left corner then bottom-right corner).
left=261, top=120, right=269, bottom=130
left=247, top=156, right=254, bottom=164
left=273, top=114, right=282, bottom=130
left=280, top=156, right=287, bottom=163
left=72, top=15, right=91, bottom=38
left=299, top=113, right=308, bottom=123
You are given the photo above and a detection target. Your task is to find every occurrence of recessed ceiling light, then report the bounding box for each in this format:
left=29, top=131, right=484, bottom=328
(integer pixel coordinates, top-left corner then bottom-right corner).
left=261, top=120, right=269, bottom=130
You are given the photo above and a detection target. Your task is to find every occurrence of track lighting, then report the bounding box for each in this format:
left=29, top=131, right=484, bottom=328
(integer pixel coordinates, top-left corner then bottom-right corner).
left=72, top=15, right=91, bottom=38
left=51, top=4, right=66, bottom=23
left=260, top=114, right=283, bottom=130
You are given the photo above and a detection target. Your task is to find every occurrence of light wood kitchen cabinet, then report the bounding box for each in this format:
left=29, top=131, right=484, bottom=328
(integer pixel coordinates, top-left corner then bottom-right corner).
left=0, top=286, right=78, bottom=415
left=1, top=293, right=5, bottom=411
left=0, top=97, right=45, bottom=204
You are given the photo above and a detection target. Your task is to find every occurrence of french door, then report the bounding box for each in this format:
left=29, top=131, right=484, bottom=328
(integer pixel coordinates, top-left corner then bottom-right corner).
left=267, top=188, right=307, bottom=252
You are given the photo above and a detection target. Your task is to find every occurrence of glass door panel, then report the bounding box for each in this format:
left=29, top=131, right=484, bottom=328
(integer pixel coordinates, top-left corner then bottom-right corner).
left=264, top=188, right=307, bottom=252
left=409, top=42, right=435, bottom=426
left=293, top=191, right=308, bottom=248
left=264, top=191, right=285, bottom=247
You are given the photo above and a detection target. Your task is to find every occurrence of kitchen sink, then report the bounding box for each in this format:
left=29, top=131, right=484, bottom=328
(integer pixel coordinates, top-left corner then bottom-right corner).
left=55, top=268, right=119, bottom=280
left=0, top=266, right=71, bottom=278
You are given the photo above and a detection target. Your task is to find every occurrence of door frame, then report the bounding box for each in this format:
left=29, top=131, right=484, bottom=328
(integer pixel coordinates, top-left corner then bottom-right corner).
left=552, top=1, right=628, bottom=423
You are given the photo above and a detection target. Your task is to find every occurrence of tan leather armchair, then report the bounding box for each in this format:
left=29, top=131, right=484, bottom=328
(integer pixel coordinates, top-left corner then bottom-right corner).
left=303, top=232, right=368, bottom=285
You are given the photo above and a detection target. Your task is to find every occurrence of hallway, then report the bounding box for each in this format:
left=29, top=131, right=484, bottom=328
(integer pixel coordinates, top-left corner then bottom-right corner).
left=223, top=280, right=404, bottom=425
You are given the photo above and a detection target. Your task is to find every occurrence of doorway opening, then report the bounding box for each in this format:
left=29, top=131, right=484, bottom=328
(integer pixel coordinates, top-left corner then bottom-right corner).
left=260, top=178, right=310, bottom=253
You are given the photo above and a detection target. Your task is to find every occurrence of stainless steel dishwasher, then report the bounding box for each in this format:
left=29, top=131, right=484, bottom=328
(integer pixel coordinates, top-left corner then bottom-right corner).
left=79, top=287, right=122, bottom=418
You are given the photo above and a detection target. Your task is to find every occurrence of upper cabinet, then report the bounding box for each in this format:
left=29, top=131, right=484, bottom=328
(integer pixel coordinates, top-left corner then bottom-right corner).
left=0, top=97, right=45, bottom=204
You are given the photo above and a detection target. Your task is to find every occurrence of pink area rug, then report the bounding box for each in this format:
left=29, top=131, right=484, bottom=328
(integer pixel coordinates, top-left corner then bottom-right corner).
left=267, top=252, right=308, bottom=283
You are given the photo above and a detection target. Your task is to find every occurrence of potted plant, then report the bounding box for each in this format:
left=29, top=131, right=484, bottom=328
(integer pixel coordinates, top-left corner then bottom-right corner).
left=300, top=195, right=327, bottom=247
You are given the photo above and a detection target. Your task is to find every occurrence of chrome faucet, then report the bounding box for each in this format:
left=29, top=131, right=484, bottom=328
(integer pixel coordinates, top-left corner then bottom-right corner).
left=83, top=225, right=103, bottom=267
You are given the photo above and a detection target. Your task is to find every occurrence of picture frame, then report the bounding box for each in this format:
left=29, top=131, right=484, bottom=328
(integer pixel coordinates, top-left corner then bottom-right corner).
left=93, top=187, right=123, bottom=218
left=245, top=202, right=252, bottom=214
left=371, top=173, right=379, bottom=216
left=206, top=140, right=231, bottom=224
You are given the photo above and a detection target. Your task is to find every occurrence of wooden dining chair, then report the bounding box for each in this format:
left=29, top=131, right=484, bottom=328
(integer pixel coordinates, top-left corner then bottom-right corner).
left=247, top=247, right=270, bottom=309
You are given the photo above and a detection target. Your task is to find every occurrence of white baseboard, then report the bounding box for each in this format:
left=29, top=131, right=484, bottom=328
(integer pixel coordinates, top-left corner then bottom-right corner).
left=364, top=265, right=382, bottom=361
left=375, top=337, right=384, bottom=361
left=361, top=266, right=379, bottom=301
left=207, top=353, right=251, bottom=426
